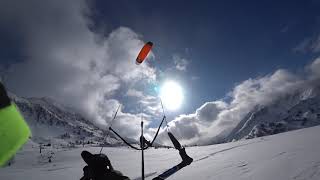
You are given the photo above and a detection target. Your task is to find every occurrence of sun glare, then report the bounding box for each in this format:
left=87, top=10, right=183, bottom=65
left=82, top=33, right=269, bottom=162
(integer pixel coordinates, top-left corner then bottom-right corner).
left=160, top=81, right=184, bottom=111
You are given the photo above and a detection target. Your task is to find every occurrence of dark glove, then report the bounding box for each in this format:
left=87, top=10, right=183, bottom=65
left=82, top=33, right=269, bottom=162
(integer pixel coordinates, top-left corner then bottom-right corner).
left=140, top=136, right=152, bottom=148
left=0, top=82, right=10, bottom=109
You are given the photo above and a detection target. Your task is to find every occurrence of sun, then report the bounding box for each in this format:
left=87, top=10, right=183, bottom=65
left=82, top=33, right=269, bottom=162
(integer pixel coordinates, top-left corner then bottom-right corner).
left=160, top=81, right=184, bottom=111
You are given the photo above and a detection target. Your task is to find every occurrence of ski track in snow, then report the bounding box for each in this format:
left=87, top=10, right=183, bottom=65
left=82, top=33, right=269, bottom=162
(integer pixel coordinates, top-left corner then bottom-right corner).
left=43, top=166, right=72, bottom=172
left=293, top=161, right=320, bottom=180
left=193, top=139, right=265, bottom=163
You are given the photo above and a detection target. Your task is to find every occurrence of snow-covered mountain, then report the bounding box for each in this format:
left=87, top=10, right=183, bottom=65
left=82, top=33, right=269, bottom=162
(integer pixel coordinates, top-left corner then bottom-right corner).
left=226, top=87, right=320, bottom=142
left=9, top=93, right=120, bottom=146
left=8, top=84, right=320, bottom=148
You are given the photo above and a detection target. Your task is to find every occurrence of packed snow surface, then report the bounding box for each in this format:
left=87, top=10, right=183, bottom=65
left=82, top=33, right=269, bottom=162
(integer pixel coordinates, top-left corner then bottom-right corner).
left=1, top=125, right=320, bottom=180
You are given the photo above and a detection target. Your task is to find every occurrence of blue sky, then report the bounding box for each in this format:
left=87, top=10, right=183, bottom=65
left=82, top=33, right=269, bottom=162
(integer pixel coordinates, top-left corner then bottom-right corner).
left=1, top=0, right=320, bottom=143
left=90, top=0, right=320, bottom=114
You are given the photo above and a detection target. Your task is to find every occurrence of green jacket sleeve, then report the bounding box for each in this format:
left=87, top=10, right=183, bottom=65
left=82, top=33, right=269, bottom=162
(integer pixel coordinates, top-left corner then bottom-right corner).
left=0, top=83, right=31, bottom=167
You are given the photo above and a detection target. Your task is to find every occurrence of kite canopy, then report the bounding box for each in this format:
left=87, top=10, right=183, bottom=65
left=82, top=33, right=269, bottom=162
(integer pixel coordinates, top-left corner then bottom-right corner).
left=136, top=41, right=153, bottom=65
left=0, top=83, right=31, bottom=167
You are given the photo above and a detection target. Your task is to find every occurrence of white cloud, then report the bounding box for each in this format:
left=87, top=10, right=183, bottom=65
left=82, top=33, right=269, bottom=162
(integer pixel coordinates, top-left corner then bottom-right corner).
left=126, top=89, right=145, bottom=98
left=311, top=35, right=320, bottom=53
left=126, top=88, right=162, bottom=116
left=195, top=101, right=227, bottom=123
left=308, top=57, right=320, bottom=78
left=294, top=34, right=320, bottom=53
left=173, top=54, right=189, bottom=71
left=0, top=0, right=156, bottom=139
left=157, top=58, right=320, bottom=146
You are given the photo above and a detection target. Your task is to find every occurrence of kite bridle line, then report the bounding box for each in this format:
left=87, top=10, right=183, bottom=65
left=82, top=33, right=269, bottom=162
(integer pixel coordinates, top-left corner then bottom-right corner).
left=99, top=104, right=121, bottom=154
left=108, top=115, right=166, bottom=151
left=101, top=90, right=173, bottom=152
left=159, top=98, right=170, bottom=130
left=109, top=98, right=169, bottom=150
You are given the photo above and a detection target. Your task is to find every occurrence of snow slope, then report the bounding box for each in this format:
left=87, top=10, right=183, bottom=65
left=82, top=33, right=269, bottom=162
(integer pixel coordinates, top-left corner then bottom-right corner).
left=1, top=125, right=320, bottom=180
left=226, top=88, right=320, bottom=142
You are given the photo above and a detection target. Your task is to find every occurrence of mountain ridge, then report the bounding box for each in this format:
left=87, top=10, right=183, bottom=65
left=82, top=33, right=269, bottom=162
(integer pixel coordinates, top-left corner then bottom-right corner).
left=226, top=87, right=320, bottom=142
left=9, top=93, right=121, bottom=147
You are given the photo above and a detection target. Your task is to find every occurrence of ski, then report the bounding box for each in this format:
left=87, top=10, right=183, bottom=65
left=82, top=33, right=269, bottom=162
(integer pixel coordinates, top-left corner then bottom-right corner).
left=152, top=160, right=191, bottom=180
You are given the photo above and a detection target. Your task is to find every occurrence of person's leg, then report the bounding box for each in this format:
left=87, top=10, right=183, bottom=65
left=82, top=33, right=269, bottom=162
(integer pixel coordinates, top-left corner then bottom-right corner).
left=167, top=132, right=182, bottom=150
left=178, top=148, right=193, bottom=165
left=167, top=132, right=193, bottom=164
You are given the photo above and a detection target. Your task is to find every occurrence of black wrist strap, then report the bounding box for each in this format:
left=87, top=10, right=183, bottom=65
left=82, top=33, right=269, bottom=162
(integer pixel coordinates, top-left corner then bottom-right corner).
left=0, top=82, right=11, bottom=109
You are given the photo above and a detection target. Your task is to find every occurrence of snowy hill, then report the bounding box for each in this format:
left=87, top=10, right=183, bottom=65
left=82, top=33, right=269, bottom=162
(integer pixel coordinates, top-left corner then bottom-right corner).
left=1, top=124, right=320, bottom=180
left=9, top=93, right=120, bottom=146
left=226, top=87, right=320, bottom=141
